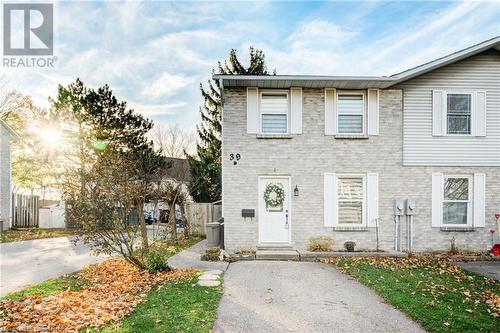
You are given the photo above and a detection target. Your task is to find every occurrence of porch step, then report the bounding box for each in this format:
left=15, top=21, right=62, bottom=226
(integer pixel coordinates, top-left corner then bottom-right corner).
left=256, top=244, right=294, bottom=251
left=256, top=249, right=300, bottom=261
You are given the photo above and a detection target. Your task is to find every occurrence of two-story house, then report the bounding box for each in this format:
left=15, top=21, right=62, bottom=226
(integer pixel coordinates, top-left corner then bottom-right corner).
left=215, top=37, right=500, bottom=256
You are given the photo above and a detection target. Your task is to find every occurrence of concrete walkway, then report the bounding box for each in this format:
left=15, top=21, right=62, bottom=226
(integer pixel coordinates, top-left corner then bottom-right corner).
left=0, top=237, right=108, bottom=296
left=455, top=261, right=500, bottom=281
left=214, top=261, right=426, bottom=333
left=168, top=239, right=229, bottom=272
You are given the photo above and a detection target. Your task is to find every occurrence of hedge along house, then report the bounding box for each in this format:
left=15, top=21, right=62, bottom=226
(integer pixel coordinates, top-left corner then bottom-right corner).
left=0, top=119, right=19, bottom=230
left=215, top=37, right=500, bottom=256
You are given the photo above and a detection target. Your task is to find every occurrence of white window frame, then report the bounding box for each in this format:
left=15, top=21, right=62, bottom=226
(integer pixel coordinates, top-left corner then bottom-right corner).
left=336, top=90, right=366, bottom=135
left=259, top=90, right=290, bottom=134
left=442, top=175, right=473, bottom=227
left=337, top=174, right=367, bottom=226
left=445, top=91, right=473, bottom=136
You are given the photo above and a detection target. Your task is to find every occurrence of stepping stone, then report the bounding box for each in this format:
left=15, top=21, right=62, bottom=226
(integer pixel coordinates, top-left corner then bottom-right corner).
left=198, top=280, right=220, bottom=287
left=199, top=274, right=219, bottom=281
left=204, top=269, right=223, bottom=275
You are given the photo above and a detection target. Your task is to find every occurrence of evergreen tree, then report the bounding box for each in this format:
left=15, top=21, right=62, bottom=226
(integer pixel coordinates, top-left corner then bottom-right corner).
left=187, top=47, right=274, bottom=202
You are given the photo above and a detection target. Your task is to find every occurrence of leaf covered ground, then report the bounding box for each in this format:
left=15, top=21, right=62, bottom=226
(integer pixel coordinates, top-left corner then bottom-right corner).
left=323, top=256, right=500, bottom=333
left=0, top=228, right=77, bottom=243
left=0, top=259, right=197, bottom=332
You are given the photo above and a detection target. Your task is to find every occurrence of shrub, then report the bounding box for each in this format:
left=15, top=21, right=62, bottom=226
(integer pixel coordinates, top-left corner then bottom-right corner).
left=201, top=247, right=220, bottom=261
left=145, top=242, right=177, bottom=272
left=308, top=236, right=335, bottom=252
left=344, top=241, right=356, bottom=252
left=235, top=248, right=256, bottom=254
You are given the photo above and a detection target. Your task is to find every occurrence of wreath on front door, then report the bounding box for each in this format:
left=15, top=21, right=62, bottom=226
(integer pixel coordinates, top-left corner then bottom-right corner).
left=263, top=183, right=285, bottom=211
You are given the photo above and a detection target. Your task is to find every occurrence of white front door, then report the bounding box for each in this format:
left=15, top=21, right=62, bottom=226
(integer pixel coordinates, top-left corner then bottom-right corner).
left=259, top=177, right=291, bottom=243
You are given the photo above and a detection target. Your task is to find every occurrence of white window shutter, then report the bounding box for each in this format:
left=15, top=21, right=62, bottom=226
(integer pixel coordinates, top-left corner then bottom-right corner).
left=367, top=173, right=379, bottom=227
left=367, top=89, right=379, bottom=136
left=432, top=90, right=445, bottom=136
left=473, top=173, right=486, bottom=227
left=246, top=87, right=259, bottom=133
left=472, top=91, right=486, bottom=137
left=432, top=173, right=443, bottom=227
left=324, top=88, right=336, bottom=135
left=290, top=87, right=303, bottom=134
left=324, top=173, right=337, bottom=227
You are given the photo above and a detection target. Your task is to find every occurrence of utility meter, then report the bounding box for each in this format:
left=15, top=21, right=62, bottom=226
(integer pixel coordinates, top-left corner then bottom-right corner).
left=393, top=199, right=404, bottom=216
left=405, top=198, right=415, bottom=216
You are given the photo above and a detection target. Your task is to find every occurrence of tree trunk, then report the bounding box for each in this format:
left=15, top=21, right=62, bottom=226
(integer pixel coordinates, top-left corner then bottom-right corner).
left=137, top=201, right=149, bottom=254
left=168, top=202, right=177, bottom=243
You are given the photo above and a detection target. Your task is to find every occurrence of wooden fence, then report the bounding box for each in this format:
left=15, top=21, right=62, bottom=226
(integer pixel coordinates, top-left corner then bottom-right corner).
left=184, top=201, right=222, bottom=236
left=12, top=194, right=40, bottom=228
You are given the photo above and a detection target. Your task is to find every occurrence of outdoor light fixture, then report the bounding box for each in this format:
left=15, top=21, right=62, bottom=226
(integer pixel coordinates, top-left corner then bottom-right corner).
left=294, top=185, right=299, bottom=196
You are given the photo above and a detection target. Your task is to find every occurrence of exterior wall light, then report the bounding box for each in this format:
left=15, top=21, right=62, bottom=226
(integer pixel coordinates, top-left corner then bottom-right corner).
left=294, top=185, right=299, bottom=197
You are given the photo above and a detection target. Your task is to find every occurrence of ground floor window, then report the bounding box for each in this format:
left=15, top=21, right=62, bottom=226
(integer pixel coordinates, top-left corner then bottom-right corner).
left=337, top=175, right=366, bottom=225
left=443, top=175, right=472, bottom=226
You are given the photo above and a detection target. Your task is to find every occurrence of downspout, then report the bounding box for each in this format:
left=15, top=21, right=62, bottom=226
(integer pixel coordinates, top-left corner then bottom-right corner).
left=218, top=78, right=225, bottom=250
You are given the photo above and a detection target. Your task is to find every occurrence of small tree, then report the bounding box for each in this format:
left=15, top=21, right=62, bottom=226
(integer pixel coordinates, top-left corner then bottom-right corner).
left=186, top=47, right=274, bottom=202
left=67, top=150, right=147, bottom=269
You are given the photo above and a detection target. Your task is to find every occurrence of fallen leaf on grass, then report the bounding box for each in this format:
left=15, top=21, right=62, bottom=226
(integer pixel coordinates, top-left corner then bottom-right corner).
left=0, top=258, right=197, bottom=333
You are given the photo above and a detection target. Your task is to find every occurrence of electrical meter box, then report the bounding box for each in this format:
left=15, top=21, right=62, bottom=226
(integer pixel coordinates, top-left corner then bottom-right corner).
left=393, top=199, right=404, bottom=216
left=405, top=198, right=415, bottom=216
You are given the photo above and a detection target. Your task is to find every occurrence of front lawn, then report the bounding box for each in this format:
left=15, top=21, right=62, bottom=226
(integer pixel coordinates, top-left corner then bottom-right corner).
left=0, top=228, right=77, bottom=243
left=0, top=237, right=222, bottom=332
left=96, top=277, right=222, bottom=333
left=325, top=256, right=500, bottom=333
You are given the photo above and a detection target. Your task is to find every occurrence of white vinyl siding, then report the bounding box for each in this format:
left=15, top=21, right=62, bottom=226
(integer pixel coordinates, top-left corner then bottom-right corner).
left=260, top=92, right=289, bottom=134
left=399, top=50, right=500, bottom=166
left=337, top=92, right=365, bottom=134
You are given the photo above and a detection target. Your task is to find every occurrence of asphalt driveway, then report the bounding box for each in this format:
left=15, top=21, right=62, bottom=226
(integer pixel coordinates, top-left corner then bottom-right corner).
left=0, top=236, right=108, bottom=296
left=214, top=261, right=426, bottom=333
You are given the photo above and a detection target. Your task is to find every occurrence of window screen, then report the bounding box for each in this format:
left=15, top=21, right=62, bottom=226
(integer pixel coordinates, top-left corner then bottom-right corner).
left=447, top=94, right=471, bottom=135
left=443, top=177, right=470, bottom=225
left=261, top=94, right=288, bottom=133
left=338, top=94, right=364, bottom=134
left=338, top=177, right=364, bottom=224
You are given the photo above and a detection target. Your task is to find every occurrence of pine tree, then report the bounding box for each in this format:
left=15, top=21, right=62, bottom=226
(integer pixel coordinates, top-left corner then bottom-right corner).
left=187, top=47, right=274, bottom=202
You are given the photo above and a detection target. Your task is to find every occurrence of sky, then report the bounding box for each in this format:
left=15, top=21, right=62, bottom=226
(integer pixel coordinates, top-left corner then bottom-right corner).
left=3, top=0, right=500, bottom=131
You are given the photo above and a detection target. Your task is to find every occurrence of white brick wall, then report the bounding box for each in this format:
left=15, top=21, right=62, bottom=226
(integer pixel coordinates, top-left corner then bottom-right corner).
left=0, top=126, right=12, bottom=229
left=222, top=88, right=499, bottom=253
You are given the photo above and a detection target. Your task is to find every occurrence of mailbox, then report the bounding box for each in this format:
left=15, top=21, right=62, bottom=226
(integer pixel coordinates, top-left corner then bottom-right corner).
left=242, top=209, right=255, bottom=218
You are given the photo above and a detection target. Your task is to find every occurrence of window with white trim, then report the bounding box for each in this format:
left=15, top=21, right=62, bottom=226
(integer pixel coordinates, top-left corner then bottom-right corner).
left=447, top=93, right=471, bottom=135
left=443, top=176, right=472, bottom=226
left=260, top=92, right=289, bottom=134
left=337, top=92, right=365, bottom=134
left=337, top=175, right=366, bottom=225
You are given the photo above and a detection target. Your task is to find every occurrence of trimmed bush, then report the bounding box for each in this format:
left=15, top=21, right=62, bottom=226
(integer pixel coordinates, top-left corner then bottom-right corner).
left=146, top=248, right=172, bottom=272
left=344, top=241, right=356, bottom=252
left=308, top=236, right=335, bottom=252
left=201, top=247, right=220, bottom=261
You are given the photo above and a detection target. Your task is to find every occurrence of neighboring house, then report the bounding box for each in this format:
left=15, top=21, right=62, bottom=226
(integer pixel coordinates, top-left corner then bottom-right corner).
left=215, top=37, right=500, bottom=253
left=0, top=119, right=18, bottom=230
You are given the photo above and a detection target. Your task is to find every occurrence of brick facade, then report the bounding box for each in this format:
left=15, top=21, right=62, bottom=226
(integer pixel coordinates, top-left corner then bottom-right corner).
left=222, top=88, right=499, bottom=253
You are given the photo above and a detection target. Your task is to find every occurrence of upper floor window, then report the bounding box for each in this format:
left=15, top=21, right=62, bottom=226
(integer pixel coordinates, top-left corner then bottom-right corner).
left=337, top=92, right=365, bottom=134
left=447, top=93, right=471, bottom=135
left=443, top=176, right=471, bottom=226
left=260, top=92, right=289, bottom=134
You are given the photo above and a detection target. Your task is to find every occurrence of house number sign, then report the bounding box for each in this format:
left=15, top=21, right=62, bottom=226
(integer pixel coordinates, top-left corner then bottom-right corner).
left=229, top=153, right=241, bottom=165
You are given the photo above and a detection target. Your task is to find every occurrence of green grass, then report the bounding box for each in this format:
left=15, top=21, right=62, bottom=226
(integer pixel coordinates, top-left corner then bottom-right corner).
left=89, top=277, right=222, bottom=333
left=0, top=228, right=77, bottom=243
left=3, top=273, right=87, bottom=301
left=334, top=258, right=500, bottom=333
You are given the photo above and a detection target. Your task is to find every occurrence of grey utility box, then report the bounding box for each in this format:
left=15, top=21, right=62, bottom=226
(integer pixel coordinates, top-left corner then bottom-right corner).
left=205, top=222, right=220, bottom=247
